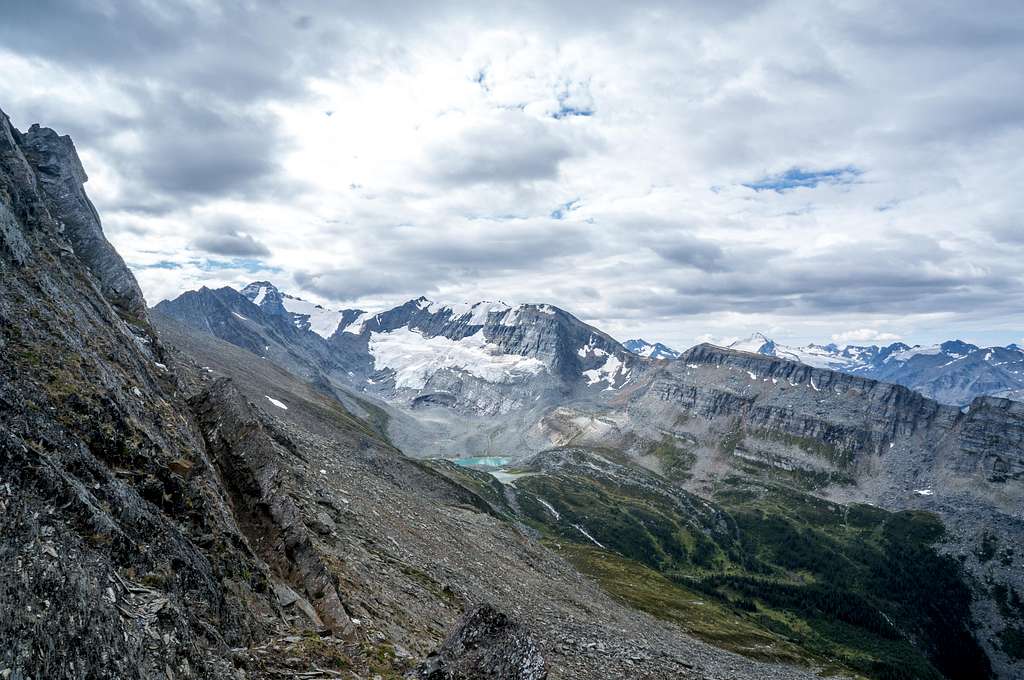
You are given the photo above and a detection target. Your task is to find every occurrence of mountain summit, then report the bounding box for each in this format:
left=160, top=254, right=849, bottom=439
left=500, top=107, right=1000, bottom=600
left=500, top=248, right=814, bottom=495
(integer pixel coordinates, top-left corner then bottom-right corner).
left=624, top=338, right=681, bottom=360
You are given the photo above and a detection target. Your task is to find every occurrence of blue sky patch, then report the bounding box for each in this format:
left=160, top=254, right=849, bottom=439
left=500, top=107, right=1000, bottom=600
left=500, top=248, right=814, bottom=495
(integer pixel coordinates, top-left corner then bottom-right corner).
left=552, top=105, right=594, bottom=119
left=551, top=198, right=581, bottom=220
left=551, top=84, right=594, bottom=119
left=139, top=260, right=182, bottom=270
left=743, top=166, right=862, bottom=192
left=199, top=258, right=280, bottom=273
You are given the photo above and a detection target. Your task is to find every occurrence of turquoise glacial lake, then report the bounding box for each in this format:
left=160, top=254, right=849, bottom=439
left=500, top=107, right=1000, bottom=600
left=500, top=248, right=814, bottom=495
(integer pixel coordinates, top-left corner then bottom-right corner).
left=451, top=456, right=511, bottom=468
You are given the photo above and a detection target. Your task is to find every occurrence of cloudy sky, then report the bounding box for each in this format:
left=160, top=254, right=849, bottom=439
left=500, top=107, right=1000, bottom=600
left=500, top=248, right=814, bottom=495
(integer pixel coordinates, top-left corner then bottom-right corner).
left=2, top=1, right=1022, bottom=349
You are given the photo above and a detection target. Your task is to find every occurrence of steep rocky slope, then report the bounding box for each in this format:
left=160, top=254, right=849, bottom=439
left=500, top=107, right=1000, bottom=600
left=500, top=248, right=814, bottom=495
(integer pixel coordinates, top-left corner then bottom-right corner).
left=1, top=107, right=281, bottom=677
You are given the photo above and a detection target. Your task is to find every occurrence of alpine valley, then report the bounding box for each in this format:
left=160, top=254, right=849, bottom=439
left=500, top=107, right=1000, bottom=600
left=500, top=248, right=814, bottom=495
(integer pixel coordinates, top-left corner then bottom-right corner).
left=4, top=109, right=1024, bottom=680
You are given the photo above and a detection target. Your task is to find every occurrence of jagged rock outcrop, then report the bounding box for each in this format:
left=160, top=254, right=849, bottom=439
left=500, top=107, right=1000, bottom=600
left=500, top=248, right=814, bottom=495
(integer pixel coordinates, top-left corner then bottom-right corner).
left=416, top=603, right=548, bottom=680
left=17, top=120, right=148, bottom=319
left=153, top=285, right=358, bottom=383
left=189, top=378, right=355, bottom=636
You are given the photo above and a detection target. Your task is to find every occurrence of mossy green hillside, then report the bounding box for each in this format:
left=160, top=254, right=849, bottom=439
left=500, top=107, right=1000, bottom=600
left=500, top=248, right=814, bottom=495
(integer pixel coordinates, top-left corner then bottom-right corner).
left=512, top=451, right=990, bottom=680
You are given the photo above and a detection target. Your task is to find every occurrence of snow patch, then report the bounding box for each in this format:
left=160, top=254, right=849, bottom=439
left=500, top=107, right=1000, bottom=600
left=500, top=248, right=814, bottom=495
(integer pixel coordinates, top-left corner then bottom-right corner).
left=889, top=345, right=943, bottom=362
left=467, top=301, right=511, bottom=325
left=265, top=396, right=288, bottom=410
left=231, top=311, right=248, bottom=321
left=583, top=355, right=624, bottom=388
left=572, top=523, right=606, bottom=549
left=338, top=310, right=377, bottom=336
left=537, top=498, right=561, bottom=520
left=252, top=286, right=268, bottom=306
left=914, top=488, right=934, bottom=496
left=368, top=327, right=545, bottom=390
left=728, top=333, right=772, bottom=353
left=281, top=295, right=345, bottom=338
left=578, top=335, right=609, bottom=358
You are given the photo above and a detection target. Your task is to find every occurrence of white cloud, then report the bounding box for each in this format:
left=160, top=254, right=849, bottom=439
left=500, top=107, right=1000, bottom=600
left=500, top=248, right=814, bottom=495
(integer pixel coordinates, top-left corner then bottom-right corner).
left=830, top=329, right=903, bottom=345
left=1, top=1, right=1022, bottom=348
left=694, top=334, right=740, bottom=348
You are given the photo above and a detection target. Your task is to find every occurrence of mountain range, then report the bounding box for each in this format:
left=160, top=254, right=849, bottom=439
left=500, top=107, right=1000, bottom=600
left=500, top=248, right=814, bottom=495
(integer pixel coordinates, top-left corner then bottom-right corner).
left=5, top=108, right=1024, bottom=680
left=617, top=332, right=1024, bottom=407
left=723, top=333, right=1024, bottom=406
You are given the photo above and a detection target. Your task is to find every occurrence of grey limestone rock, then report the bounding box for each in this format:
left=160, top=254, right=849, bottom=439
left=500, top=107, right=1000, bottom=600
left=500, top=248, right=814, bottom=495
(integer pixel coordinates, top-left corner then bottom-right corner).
left=416, top=603, right=548, bottom=680
left=17, top=121, right=148, bottom=319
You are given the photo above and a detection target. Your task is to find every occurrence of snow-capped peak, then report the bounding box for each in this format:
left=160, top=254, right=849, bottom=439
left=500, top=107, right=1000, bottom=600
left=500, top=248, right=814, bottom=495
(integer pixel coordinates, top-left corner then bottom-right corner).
left=624, top=339, right=680, bottom=360
left=423, top=299, right=513, bottom=325
left=241, top=280, right=278, bottom=306
left=728, top=332, right=776, bottom=354
left=241, top=281, right=348, bottom=339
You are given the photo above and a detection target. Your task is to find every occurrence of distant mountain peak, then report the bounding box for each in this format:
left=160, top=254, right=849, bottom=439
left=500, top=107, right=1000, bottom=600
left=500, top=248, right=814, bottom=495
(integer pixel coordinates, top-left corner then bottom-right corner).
left=728, top=332, right=776, bottom=354
left=238, top=280, right=350, bottom=338
left=624, top=339, right=680, bottom=360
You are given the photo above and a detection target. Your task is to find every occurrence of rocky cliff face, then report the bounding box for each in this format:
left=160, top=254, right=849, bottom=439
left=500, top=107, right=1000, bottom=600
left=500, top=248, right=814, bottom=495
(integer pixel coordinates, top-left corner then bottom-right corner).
left=646, top=344, right=958, bottom=459
left=958, top=396, right=1024, bottom=481
left=1, top=107, right=281, bottom=678
left=636, top=343, right=1022, bottom=488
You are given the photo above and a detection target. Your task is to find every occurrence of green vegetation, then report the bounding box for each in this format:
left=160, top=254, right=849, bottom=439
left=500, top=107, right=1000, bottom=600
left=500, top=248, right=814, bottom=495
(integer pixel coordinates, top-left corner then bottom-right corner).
left=514, top=456, right=990, bottom=680
left=295, top=631, right=352, bottom=670
left=730, top=453, right=856, bottom=491
left=644, top=436, right=697, bottom=482
left=750, top=429, right=855, bottom=469
left=517, top=470, right=735, bottom=572
left=553, top=542, right=830, bottom=670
